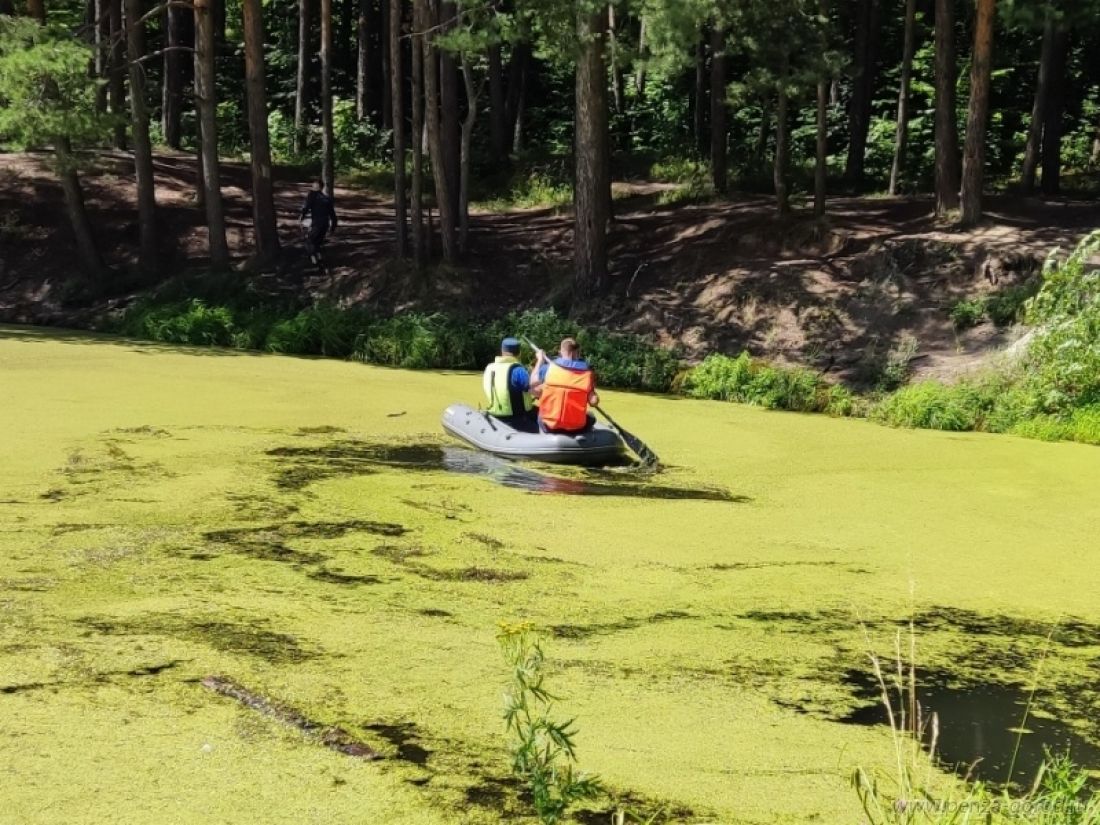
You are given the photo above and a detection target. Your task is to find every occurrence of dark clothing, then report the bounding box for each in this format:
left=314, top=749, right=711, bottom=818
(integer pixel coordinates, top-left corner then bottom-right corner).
left=300, top=189, right=338, bottom=232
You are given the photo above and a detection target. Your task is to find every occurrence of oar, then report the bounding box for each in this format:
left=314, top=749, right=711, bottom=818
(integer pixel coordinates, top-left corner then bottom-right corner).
left=522, top=336, right=660, bottom=467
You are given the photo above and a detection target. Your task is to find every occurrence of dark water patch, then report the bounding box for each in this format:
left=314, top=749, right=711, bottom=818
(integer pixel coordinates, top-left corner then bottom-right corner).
left=574, top=794, right=698, bottom=825
left=39, top=488, right=66, bottom=502
left=1, top=660, right=184, bottom=695
left=50, top=522, right=115, bottom=535
left=190, top=552, right=217, bottom=561
left=912, top=607, right=1100, bottom=650
left=203, top=520, right=407, bottom=567
left=735, top=608, right=854, bottom=634
left=113, top=425, right=171, bottom=438
left=126, top=661, right=183, bottom=677
left=710, top=560, right=844, bottom=571
left=202, top=675, right=380, bottom=760
left=0, top=680, right=50, bottom=695
left=294, top=426, right=346, bottom=436
left=464, top=776, right=524, bottom=811
left=836, top=668, right=1100, bottom=788
left=307, top=568, right=384, bottom=586
left=552, top=610, right=694, bottom=640
left=267, top=438, right=745, bottom=502
left=82, top=615, right=321, bottom=664
left=464, top=532, right=505, bottom=550
left=0, top=576, right=57, bottom=592
left=399, top=497, right=471, bottom=520
left=371, top=544, right=431, bottom=563
left=418, top=608, right=452, bottom=618
left=361, top=722, right=432, bottom=766
left=226, top=492, right=299, bottom=522
left=408, top=565, right=529, bottom=583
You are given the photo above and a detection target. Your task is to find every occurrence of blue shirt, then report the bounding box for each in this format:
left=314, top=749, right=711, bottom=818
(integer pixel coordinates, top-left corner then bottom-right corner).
left=509, top=364, right=531, bottom=392
left=536, top=358, right=589, bottom=382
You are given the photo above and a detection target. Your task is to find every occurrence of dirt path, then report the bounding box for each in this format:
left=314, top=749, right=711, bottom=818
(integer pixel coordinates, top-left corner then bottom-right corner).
left=2, top=149, right=1096, bottom=384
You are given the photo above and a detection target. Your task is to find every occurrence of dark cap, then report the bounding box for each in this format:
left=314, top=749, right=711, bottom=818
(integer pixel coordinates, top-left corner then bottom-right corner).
left=501, top=337, right=520, bottom=353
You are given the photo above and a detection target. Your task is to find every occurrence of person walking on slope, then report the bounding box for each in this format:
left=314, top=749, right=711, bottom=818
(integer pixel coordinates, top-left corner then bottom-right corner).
left=299, top=180, right=338, bottom=265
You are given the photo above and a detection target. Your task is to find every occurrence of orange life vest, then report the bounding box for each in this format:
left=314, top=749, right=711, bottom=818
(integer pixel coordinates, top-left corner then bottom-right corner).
left=539, top=362, right=594, bottom=432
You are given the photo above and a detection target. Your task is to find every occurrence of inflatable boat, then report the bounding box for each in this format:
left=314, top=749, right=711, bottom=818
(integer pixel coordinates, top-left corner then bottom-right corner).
left=441, top=403, right=626, bottom=465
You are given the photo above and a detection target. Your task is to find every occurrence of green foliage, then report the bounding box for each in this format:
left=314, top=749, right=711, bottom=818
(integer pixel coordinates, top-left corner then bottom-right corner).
left=951, top=297, right=990, bottom=330
left=497, top=623, right=602, bottom=825
left=1024, top=231, right=1100, bottom=412
left=683, top=352, right=840, bottom=413
left=871, top=381, right=992, bottom=431
left=951, top=283, right=1039, bottom=330
left=0, top=18, right=116, bottom=159
left=117, top=299, right=238, bottom=347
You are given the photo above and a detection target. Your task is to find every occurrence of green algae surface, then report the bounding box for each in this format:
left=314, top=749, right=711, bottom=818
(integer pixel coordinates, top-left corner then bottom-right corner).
left=3, top=324, right=1100, bottom=824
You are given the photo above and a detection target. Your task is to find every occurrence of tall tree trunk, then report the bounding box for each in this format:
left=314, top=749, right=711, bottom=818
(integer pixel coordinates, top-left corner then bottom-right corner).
left=459, top=55, right=479, bottom=256
left=242, top=0, right=280, bottom=265
left=424, top=1, right=455, bottom=262
left=845, top=0, right=880, bottom=186
left=410, top=0, right=424, bottom=266
left=607, top=4, right=624, bottom=115
left=1039, top=24, right=1069, bottom=195
left=815, top=70, right=828, bottom=216
left=95, top=0, right=109, bottom=112
left=195, top=108, right=206, bottom=208
left=774, top=65, right=790, bottom=216
left=958, top=0, right=995, bottom=226
left=504, top=42, right=530, bottom=154
left=126, top=0, right=157, bottom=270
left=488, top=43, right=507, bottom=158
left=294, top=0, right=310, bottom=154
left=1020, top=12, right=1055, bottom=194
left=888, top=0, right=917, bottom=195
left=321, top=0, right=334, bottom=194
left=391, top=0, right=407, bottom=256
left=574, top=5, right=609, bottom=297
left=108, top=0, right=126, bottom=149
left=56, top=139, right=105, bottom=281
left=194, top=0, right=229, bottom=266
left=634, top=15, right=647, bottom=97
left=693, top=33, right=706, bottom=155
left=356, top=0, right=370, bottom=119
left=755, top=104, right=769, bottom=164
left=934, top=0, right=961, bottom=213
left=709, top=26, right=728, bottom=194
left=439, top=1, right=460, bottom=231
left=26, top=0, right=45, bottom=23
left=162, top=3, right=184, bottom=149
left=381, top=0, right=392, bottom=129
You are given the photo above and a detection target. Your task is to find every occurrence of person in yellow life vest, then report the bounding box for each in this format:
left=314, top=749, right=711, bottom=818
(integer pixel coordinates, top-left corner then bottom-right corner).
left=482, top=337, right=536, bottom=423
left=529, top=337, right=600, bottom=434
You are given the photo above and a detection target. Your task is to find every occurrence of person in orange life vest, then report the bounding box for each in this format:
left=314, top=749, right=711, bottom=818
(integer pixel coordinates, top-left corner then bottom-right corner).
left=529, top=337, right=600, bottom=434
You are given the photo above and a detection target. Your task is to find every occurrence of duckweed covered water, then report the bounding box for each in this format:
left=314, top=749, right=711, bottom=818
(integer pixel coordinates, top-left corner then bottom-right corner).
left=3, top=324, right=1100, bottom=824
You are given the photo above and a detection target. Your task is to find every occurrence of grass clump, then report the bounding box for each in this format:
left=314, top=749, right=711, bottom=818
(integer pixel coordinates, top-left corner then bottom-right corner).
left=498, top=623, right=602, bottom=825
left=950, top=283, right=1038, bottom=331
left=683, top=352, right=841, bottom=413
left=871, top=381, right=992, bottom=431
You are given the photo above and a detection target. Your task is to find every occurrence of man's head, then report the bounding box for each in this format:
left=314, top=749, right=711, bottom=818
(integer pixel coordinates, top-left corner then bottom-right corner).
left=501, top=337, right=520, bottom=356
left=314, top=179, right=325, bottom=192
left=559, top=337, right=579, bottom=359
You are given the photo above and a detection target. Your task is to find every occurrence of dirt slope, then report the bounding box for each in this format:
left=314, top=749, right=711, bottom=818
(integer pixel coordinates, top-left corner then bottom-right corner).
left=2, top=149, right=1097, bottom=383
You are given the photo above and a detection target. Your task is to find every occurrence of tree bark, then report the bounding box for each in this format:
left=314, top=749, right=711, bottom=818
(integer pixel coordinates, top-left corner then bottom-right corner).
left=1040, top=23, right=1069, bottom=195
left=607, top=4, right=624, bottom=115
left=815, top=72, right=828, bottom=217
left=195, top=106, right=206, bottom=208
left=108, top=0, right=126, bottom=149
left=934, top=0, right=961, bottom=213
left=424, top=1, right=455, bottom=262
left=574, top=6, right=609, bottom=297
left=162, top=3, right=185, bottom=149
left=488, top=43, right=507, bottom=158
left=294, top=0, right=310, bottom=154
left=194, top=0, right=229, bottom=266
left=321, top=0, right=334, bottom=194
left=504, top=41, right=529, bottom=154
left=95, top=0, right=109, bottom=112
left=845, top=0, right=880, bottom=186
left=26, top=0, right=45, bottom=23
left=356, top=0, right=371, bottom=119
left=411, top=0, right=424, bottom=266
left=958, top=0, right=995, bottom=226
left=1020, top=13, right=1054, bottom=193
left=889, top=0, right=918, bottom=195
left=381, top=0, right=392, bottom=129
left=774, top=65, right=790, bottom=216
left=391, top=0, right=407, bottom=256
left=439, top=1, right=460, bottom=229
left=126, top=0, right=157, bottom=270
left=693, top=33, right=706, bottom=155
left=242, top=0, right=280, bottom=265
left=56, top=139, right=105, bottom=281
left=459, top=54, right=480, bottom=256
left=709, top=26, right=728, bottom=194
left=634, top=15, right=647, bottom=97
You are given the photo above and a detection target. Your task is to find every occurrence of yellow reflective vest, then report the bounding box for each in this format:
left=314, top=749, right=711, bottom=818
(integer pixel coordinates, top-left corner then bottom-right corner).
left=482, top=356, right=534, bottom=416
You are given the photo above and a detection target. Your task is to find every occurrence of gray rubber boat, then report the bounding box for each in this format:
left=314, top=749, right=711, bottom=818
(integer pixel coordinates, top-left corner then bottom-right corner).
left=441, top=403, right=626, bottom=465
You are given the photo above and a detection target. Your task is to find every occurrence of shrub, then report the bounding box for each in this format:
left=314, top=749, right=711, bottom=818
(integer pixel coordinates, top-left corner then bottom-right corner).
left=683, top=352, right=839, bottom=413
left=950, top=297, right=988, bottom=330
left=120, top=299, right=237, bottom=347
left=871, top=381, right=994, bottom=431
